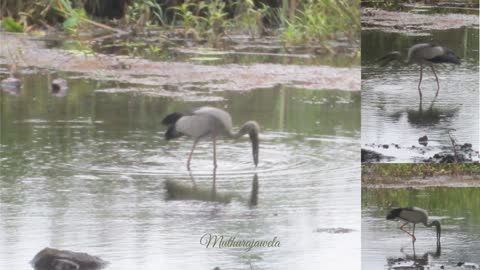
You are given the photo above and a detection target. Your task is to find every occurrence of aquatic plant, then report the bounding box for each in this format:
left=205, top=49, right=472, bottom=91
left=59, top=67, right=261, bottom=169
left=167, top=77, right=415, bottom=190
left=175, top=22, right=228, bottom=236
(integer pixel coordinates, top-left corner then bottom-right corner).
left=281, top=0, right=360, bottom=46
left=126, top=0, right=168, bottom=27
left=1, top=17, right=24, bottom=32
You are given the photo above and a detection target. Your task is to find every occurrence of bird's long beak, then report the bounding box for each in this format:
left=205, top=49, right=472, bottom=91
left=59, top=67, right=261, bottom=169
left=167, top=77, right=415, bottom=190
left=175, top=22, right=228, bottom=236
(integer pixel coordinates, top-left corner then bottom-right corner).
left=249, top=130, right=259, bottom=166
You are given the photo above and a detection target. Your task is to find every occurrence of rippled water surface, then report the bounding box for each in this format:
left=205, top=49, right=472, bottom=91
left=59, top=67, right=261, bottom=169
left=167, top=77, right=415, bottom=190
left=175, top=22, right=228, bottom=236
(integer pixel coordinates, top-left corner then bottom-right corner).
left=0, top=72, right=360, bottom=269
left=362, top=28, right=479, bottom=162
left=362, top=187, right=480, bottom=270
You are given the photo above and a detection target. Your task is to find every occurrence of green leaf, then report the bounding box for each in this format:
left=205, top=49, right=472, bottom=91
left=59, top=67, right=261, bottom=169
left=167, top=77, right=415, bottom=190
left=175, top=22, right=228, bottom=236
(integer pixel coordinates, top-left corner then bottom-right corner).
left=1, top=17, right=24, bottom=33
left=63, top=16, right=79, bottom=32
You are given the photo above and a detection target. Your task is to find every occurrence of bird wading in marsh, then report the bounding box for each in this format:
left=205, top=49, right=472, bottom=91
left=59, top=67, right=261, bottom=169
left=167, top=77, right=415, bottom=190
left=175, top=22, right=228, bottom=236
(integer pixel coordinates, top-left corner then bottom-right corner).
left=378, top=43, right=461, bottom=101
left=386, top=207, right=441, bottom=244
left=162, top=107, right=260, bottom=170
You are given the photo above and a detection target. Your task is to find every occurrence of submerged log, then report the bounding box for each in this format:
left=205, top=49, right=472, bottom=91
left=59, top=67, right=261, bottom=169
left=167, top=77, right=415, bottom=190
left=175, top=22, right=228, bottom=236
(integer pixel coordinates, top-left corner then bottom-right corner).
left=31, top=247, right=107, bottom=270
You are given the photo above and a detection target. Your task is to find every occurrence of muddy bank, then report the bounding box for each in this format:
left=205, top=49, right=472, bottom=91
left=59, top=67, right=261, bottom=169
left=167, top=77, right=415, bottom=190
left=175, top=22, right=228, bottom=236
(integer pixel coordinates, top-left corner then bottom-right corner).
left=363, top=174, right=480, bottom=188
left=362, top=143, right=479, bottom=163
left=362, top=8, right=479, bottom=33
left=0, top=32, right=360, bottom=91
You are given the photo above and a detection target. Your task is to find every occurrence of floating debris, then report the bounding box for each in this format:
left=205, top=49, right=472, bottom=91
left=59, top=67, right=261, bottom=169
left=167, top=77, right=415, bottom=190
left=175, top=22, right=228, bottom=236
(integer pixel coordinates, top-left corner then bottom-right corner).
left=361, top=148, right=394, bottom=163
left=1, top=76, right=21, bottom=94
left=315, top=227, right=355, bottom=234
left=457, top=262, right=480, bottom=269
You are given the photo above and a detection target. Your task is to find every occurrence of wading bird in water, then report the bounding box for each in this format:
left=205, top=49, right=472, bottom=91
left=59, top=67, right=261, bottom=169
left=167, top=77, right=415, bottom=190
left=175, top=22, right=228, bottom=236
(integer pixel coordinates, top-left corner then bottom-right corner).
left=378, top=43, right=460, bottom=100
left=162, top=107, right=259, bottom=170
left=386, top=207, right=441, bottom=244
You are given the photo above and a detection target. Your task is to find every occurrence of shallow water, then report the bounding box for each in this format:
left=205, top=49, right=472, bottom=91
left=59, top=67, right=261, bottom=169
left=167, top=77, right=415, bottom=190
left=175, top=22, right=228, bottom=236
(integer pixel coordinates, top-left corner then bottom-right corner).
left=361, top=28, right=479, bottom=162
left=0, top=72, right=360, bottom=269
left=362, top=187, right=480, bottom=270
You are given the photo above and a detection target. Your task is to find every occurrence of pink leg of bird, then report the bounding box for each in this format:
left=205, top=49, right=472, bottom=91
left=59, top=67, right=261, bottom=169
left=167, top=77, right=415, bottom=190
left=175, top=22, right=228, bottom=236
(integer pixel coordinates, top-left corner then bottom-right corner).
left=418, top=64, right=423, bottom=101
left=212, top=135, right=217, bottom=169
left=187, top=139, right=199, bottom=170
left=400, top=223, right=416, bottom=241
left=431, top=65, right=440, bottom=97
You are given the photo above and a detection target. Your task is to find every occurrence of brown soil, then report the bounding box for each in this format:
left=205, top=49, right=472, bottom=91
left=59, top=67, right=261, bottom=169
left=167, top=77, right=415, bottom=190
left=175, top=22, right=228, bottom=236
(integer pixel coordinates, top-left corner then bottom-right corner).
left=0, top=32, right=360, bottom=92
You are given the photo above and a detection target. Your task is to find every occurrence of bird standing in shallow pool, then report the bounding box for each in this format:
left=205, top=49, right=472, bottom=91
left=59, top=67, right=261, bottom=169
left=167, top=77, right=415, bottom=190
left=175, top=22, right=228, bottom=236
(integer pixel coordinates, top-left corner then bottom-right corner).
left=162, top=107, right=260, bottom=170
left=386, top=207, right=441, bottom=244
left=378, top=43, right=460, bottom=101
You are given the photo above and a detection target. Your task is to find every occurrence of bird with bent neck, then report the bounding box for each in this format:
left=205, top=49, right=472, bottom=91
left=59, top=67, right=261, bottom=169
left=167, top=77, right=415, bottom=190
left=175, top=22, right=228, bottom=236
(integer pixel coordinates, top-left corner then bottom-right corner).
left=162, top=106, right=260, bottom=170
left=377, top=43, right=461, bottom=101
left=387, top=207, right=441, bottom=244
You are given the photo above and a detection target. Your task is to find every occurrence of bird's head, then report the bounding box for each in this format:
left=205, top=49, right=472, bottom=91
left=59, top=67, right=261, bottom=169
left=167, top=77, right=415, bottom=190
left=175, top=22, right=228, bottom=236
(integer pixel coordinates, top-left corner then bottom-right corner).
left=250, top=122, right=260, bottom=166
left=431, top=220, right=441, bottom=243
left=241, top=121, right=260, bottom=166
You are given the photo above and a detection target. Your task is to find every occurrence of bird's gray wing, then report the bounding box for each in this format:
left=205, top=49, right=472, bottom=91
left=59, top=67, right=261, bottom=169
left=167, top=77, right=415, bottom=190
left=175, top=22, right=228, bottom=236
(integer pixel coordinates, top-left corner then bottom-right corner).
left=193, top=107, right=233, bottom=132
left=419, top=44, right=445, bottom=60
left=175, top=114, right=215, bottom=138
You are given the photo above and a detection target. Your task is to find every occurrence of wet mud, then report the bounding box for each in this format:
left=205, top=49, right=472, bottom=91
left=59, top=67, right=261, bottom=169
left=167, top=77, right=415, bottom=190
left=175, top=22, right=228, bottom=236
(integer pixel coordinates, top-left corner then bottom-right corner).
left=362, top=143, right=479, bottom=164
left=0, top=33, right=360, bottom=92
left=362, top=8, right=479, bottom=33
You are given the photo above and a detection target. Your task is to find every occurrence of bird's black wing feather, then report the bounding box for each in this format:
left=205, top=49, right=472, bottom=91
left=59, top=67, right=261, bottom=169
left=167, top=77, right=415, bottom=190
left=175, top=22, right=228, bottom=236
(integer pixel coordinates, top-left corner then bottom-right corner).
left=165, top=125, right=183, bottom=140
left=427, top=50, right=461, bottom=65
left=162, top=112, right=184, bottom=126
left=386, top=208, right=403, bottom=220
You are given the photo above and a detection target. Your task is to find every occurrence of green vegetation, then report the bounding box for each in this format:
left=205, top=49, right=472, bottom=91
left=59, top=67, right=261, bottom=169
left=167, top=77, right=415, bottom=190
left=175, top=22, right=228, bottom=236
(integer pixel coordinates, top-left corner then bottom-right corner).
left=362, top=164, right=480, bottom=182
left=363, top=187, right=480, bottom=225
left=1, top=17, right=24, bottom=32
left=282, top=0, right=360, bottom=46
left=0, top=0, right=360, bottom=47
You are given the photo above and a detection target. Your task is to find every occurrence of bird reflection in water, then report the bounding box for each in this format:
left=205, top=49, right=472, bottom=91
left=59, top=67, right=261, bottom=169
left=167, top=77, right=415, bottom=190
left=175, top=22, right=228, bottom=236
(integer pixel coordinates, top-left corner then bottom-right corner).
left=165, top=168, right=259, bottom=207
left=387, top=98, right=459, bottom=127
left=387, top=241, right=441, bottom=270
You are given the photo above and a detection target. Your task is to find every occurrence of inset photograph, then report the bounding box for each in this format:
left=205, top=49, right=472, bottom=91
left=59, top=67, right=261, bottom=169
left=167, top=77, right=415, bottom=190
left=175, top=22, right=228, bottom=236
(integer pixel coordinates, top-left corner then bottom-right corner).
left=0, top=1, right=361, bottom=270
left=362, top=164, right=480, bottom=270
left=361, top=1, right=479, bottom=163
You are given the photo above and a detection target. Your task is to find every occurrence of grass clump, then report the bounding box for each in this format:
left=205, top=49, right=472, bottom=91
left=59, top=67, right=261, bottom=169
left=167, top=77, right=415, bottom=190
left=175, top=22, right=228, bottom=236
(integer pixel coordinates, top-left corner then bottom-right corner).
left=362, top=164, right=480, bottom=182
left=281, top=0, right=360, bottom=46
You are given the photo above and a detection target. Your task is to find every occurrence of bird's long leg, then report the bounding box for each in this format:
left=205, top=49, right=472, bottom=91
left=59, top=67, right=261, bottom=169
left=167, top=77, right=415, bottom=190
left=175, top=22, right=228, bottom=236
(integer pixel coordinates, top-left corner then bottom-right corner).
left=400, top=223, right=416, bottom=241
left=212, top=135, right=217, bottom=169
left=187, top=138, right=199, bottom=170
left=431, top=65, right=440, bottom=97
left=412, top=224, right=416, bottom=242
left=418, top=64, right=423, bottom=101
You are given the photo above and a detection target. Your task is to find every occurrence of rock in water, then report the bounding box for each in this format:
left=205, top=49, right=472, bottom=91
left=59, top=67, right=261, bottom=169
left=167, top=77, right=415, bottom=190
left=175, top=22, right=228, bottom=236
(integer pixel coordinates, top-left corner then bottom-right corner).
left=51, top=78, right=68, bottom=96
left=418, top=135, right=428, bottom=146
left=31, top=247, right=107, bottom=270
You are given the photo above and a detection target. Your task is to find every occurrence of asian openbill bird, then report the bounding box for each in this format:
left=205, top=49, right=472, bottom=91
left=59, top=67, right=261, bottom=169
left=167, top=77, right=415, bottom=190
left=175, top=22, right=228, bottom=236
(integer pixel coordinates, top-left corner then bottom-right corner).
left=378, top=43, right=461, bottom=100
left=387, top=207, right=441, bottom=244
left=162, top=107, right=259, bottom=169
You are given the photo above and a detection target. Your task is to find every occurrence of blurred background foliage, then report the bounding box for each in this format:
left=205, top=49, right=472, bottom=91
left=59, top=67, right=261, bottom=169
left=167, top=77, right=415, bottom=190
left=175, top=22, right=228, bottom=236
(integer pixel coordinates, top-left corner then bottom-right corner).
left=0, top=0, right=360, bottom=46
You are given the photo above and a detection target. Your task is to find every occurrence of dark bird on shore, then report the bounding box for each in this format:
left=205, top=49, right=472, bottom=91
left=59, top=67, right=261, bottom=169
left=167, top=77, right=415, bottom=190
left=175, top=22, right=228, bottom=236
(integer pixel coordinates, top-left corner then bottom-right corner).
left=377, top=43, right=461, bottom=100
left=386, top=207, right=441, bottom=244
left=162, top=107, right=260, bottom=170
